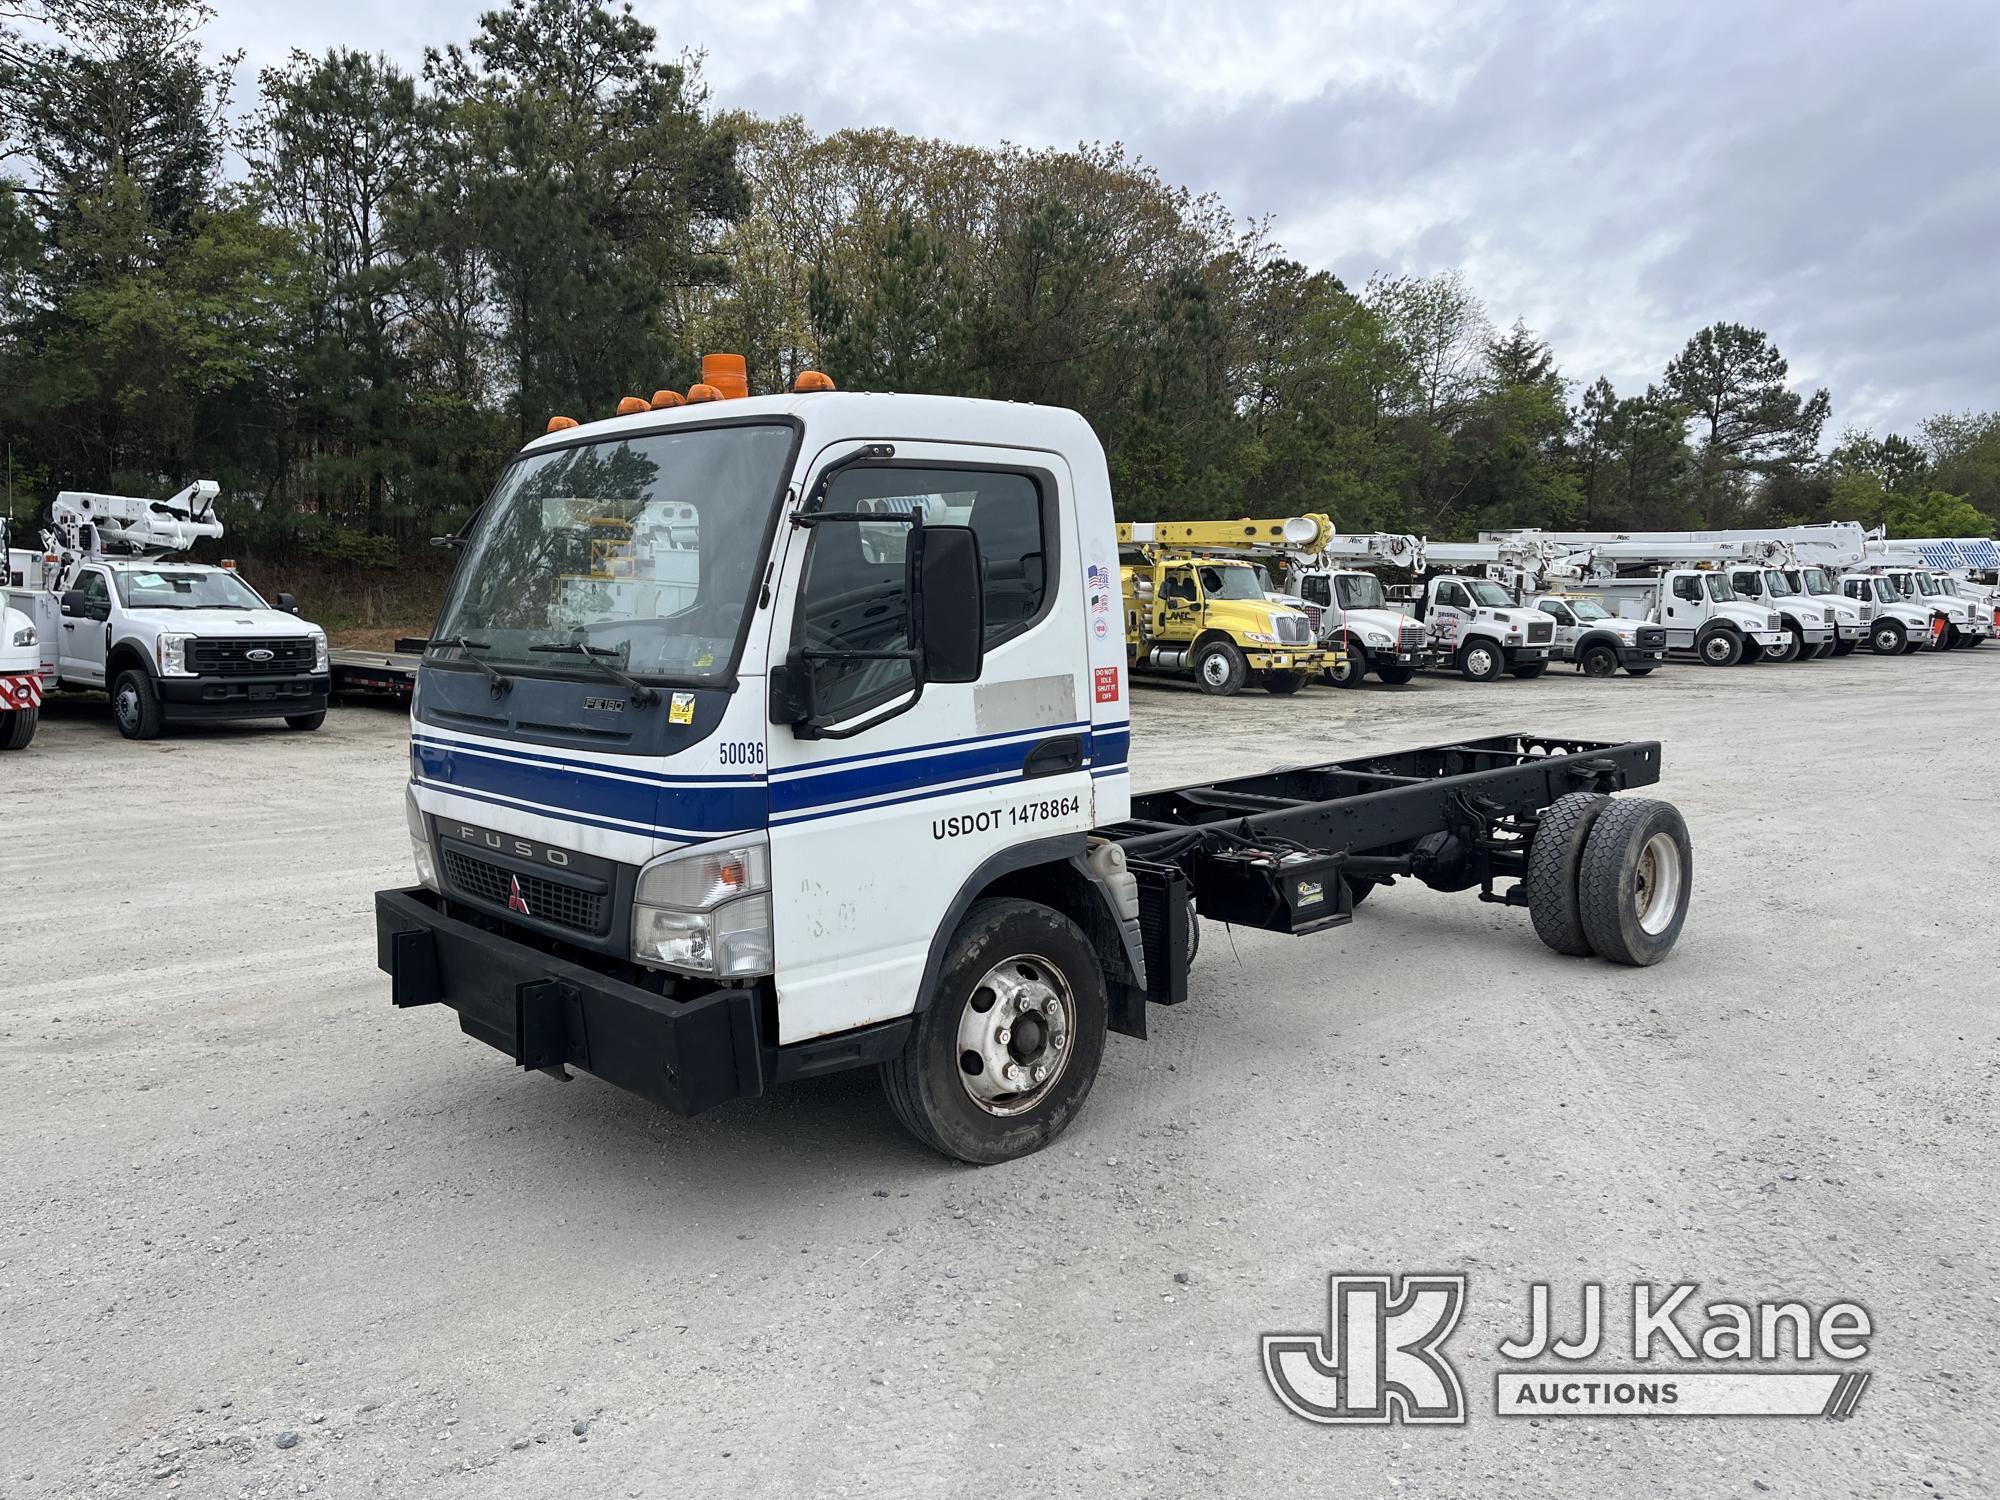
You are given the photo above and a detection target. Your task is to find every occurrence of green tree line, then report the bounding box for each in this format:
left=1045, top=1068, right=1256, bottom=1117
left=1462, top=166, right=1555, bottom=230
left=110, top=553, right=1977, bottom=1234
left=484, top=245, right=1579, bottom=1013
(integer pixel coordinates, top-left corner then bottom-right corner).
left=2, top=0, right=1995, bottom=569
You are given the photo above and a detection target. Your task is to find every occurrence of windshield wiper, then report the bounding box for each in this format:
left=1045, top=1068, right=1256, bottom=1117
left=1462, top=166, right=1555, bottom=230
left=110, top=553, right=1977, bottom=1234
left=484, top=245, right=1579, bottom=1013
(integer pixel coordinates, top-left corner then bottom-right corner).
left=528, top=642, right=661, bottom=706
left=426, top=635, right=513, bottom=696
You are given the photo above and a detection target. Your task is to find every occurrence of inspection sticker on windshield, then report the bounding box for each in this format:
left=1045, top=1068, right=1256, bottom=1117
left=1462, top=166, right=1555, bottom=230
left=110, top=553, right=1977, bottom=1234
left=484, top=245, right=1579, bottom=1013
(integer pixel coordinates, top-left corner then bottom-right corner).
left=669, top=692, right=696, bottom=725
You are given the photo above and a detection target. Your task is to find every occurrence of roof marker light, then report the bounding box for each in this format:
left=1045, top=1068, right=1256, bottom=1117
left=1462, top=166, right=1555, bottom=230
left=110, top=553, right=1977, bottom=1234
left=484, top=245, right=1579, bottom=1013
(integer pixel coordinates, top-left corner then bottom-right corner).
left=616, top=396, right=651, bottom=416
left=685, top=383, right=722, bottom=403
left=651, top=389, right=685, bottom=409
left=547, top=415, right=579, bottom=433
left=794, top=370, right=836, bottom=392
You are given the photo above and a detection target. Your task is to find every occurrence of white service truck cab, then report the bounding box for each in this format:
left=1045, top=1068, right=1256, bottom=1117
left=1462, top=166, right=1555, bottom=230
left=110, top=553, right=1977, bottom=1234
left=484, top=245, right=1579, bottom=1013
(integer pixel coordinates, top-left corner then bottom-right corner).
left=1523, top=594, right=1666, bottom=676
left=1574, top=569, right=1789, bottom=666
left=1884, top=567, right=1991, bottom=648
left=1405, top=574, right=1555, bottom=680
left=1722, top=567, right=1837, bottom=661
left=1776, top=564, right=1871, bottom=655
left=1291, top=568, right=1429, bottom=685
left=1839, top=573, right=1948, bottom=654
left=376, top=379, right=1694, bottom=1163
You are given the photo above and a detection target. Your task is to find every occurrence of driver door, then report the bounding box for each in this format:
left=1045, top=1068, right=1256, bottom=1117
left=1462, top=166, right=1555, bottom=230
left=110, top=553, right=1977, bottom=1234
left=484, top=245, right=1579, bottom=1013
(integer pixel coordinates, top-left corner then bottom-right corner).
left=1539, top=601, right=1578, bottom=655
left=59, top=568, right=112, bottom=684
left=762, top=440, right=1094, bottom=1045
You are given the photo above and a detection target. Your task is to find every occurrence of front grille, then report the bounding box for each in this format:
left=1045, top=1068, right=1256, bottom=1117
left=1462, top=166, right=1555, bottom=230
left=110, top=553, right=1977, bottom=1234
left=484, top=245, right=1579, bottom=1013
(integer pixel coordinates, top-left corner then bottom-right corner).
left=186, top=637, right=317, bottom=675
left=1298, top=601, right=1324, bottom=631
left=1527, top=619, right=1554, bottom=644
left=1637, top=626, right=1667, bottom=650
left=442, top=848, right=604, bottom=935
left=1274, top=615, right=1311, bottom=646
left=1399, top=621, right=1425, bottom=650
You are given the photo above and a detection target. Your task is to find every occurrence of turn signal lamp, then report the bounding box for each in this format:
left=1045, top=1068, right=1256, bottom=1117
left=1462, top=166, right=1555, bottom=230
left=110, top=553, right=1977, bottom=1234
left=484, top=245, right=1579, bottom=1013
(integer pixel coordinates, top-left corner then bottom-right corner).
left=547, top=415, right=579, bottom=433
left=685, top=383, right=722, bottom=403
left=616, top=395, right=651, bottom=416
left=794, top=369, right=836, bottom=392
left=651, top=389, right=685, bottom=409
left=700, top=353, right=749, bottom=400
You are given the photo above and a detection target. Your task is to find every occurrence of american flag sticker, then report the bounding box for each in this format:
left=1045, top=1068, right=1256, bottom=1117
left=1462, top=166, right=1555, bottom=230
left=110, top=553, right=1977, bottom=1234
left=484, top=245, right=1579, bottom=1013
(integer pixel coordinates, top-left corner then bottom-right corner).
left=1087, top=563, right=1111, bottom=612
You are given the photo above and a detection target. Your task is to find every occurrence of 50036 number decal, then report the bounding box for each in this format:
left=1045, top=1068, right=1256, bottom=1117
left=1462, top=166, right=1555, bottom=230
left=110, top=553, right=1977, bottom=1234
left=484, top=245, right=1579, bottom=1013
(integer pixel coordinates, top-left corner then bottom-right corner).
left=718, top=741, right=765, bottom=766
left=932, top=794, right=1083, bottom=840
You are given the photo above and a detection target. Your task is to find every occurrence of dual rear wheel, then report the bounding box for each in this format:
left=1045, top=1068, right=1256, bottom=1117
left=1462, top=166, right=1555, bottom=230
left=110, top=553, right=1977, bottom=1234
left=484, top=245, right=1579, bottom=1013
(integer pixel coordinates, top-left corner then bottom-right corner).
left=1526, top=793, right=1692, bottom=966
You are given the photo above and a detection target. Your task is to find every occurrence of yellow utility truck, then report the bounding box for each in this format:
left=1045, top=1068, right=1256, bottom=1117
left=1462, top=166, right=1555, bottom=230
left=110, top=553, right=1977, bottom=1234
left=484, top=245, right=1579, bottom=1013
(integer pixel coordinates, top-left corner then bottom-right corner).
left=1116, top=537, right=1334, bottom=695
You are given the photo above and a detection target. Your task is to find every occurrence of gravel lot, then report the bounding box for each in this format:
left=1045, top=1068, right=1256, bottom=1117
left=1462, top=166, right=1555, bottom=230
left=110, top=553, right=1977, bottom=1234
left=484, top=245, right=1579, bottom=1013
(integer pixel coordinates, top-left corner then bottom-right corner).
left=4, top=652, right=1996, bottom=1499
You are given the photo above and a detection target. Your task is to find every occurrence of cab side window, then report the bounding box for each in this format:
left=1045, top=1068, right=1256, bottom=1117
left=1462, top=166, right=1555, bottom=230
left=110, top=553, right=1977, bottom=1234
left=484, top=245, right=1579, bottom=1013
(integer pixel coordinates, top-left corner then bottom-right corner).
left=825, top=466, right=1051, bottom=648
left=78, top=570, right=111, bottom=617
left=1538, top=601, right=1570, bottom=624
left=1162, top=571, right=1198, bottom=604
left=1300, top=575, right=1330, bottom=607
left=1672, top=575, right=1703, bottom=602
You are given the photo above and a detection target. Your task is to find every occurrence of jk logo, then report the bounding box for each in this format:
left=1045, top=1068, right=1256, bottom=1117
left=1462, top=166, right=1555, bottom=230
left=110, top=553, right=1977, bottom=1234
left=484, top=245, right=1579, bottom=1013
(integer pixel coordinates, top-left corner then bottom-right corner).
left=1262, top=1273, right=1468, bottom=1424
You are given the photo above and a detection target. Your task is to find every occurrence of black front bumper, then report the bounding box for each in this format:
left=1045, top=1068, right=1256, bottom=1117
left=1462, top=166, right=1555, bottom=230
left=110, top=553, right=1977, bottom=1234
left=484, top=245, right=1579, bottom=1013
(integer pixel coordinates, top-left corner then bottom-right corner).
left=1617, top=641, right=1667, bottom=668
left=377, top=887, right=762, bottom=1115
left=159, top=672, right=329, bottom=720
left=374, top=888, right=914, bottom=1115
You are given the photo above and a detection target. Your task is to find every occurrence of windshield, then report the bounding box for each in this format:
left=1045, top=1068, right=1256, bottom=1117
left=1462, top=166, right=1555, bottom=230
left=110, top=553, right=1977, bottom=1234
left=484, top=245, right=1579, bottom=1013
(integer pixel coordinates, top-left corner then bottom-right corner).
left=1763, top=571, right=1795, bottom=596
left=1465, top=580, right=1514, bottom=607
left=432, top=423, right=796, bottom=681
left=1876, top=574, right=1906, bottom=599
left=1199, top=564, right=1265, bottom=601
left=1731, top=572, right=1763, bottom=596
left=1334, top=574, right=1387, bottom=610
left=1566, top=598, right=1612, bottom=621
left=1913, top=573, right=1940, bottom=595
left=1705, top=575, right=1736, bottom=602
left=115, top=568, right=267, bottom=611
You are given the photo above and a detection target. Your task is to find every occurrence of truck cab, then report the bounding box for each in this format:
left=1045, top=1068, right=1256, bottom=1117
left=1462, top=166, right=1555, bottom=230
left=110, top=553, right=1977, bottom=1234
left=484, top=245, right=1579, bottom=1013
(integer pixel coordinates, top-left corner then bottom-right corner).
left=1408, top=574, right=1553, bottom=681
left=1524, top=594, right=1665, bottom=676
left=1840, top=572, right=1946, bottom=653
left=1579, top=569, right=1788, bottom=666
left=1886, top=567, right=1989, bottom=647
left=1292, top=568, right=1427, bottom=686
left=1122, top=554, right=1328, bottom=695
left=1778, top=564, right=1871, bottom=655
left=1724, top=567, right=1837, bottom=661
left=18, top=559, right=330, bottom=739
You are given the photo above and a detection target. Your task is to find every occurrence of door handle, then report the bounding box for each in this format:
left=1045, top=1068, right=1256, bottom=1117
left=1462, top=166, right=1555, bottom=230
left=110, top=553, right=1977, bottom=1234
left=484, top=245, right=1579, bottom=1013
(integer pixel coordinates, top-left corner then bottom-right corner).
left=1023, top=734, right=1084, bottom=780
left=63, top=622, right=74, bottom=630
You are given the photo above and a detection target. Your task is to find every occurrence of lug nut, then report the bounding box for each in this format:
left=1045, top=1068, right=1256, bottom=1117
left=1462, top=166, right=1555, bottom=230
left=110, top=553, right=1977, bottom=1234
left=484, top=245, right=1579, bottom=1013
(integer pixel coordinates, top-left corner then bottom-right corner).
left=997, top=1027, right=1010, bottom=1044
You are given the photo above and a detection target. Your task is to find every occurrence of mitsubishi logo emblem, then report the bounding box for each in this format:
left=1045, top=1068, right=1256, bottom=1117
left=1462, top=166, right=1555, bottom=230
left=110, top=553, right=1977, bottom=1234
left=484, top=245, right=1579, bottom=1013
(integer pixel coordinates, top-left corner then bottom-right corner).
left=507, top=874, right=531, bottom=916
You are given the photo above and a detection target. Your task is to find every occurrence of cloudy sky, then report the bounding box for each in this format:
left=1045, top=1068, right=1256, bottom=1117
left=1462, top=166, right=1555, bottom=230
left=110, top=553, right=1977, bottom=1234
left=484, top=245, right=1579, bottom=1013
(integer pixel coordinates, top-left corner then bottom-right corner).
left=206, top=0, right=1998, bottom=438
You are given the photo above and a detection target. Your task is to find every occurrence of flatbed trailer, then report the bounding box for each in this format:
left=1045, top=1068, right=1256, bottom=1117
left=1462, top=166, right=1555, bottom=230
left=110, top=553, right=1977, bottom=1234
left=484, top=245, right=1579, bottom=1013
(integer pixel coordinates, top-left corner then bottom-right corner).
left=329, top=639, right=424, bottom=699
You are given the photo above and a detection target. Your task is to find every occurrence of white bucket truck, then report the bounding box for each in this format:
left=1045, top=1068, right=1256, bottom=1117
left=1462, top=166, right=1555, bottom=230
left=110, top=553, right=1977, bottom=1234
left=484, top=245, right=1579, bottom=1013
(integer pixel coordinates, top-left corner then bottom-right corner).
left=376, top=373, right=1696, bottom=1163
left=4, top=484, right=331, bottom=738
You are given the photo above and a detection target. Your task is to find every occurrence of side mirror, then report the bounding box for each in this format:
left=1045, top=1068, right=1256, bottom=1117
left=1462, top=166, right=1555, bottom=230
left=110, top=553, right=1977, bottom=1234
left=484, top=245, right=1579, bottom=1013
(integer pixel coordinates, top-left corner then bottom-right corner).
left=61, top=589, right=86, bottom=618
left=916, top=524, right=984, bottom=684
left=276, top=591, right=301, bottom=615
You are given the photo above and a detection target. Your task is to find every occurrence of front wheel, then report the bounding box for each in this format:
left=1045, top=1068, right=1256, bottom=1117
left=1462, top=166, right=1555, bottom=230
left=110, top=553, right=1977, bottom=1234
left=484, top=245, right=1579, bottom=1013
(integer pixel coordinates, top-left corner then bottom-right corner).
left=1765, top=629, right=1800, bottom=664
left=0, top=706, right=36, bottom=751
left=1373, top=661, right=1416, bottom=685
left=1870, top=618, right=1907, bottom=654
left=1457, top=641, right=1502, bottom=682
left=1579, top=643, right=1619, bottom=678
left=1831, top=638, right=1857, bottom=657
left=1263, top=670, right=1309, bottom=695
left=1696, top=627, right=1743, bottom=667
left=879, top=898, right=1109, bottom=1164
left=112, top=669, right=164, bottom=740
left=1324, top=647, right=1364, bottom=688
left=286, top=710, right=326, bottom=731
left=1194, top=640, right=1248, bottom=696
left=1510, top=660, right=1548, bottom=680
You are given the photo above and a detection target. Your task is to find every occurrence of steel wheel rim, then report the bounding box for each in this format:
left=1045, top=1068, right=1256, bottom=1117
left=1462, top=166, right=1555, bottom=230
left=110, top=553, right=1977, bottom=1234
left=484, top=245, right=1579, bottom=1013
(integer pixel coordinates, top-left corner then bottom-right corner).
left=114, top=685, right=139, bottom=730
left=1703, top=636, right=1731, bottom=663
left=1875, top=626, right=1898, bottom=651
left=1200, top=652, right=1229, bottom=686
left=1467, top=647, right=1494, bottom=676
left=956, top=954, right=1075, bottom=1116
left=1634, top=832, right=1683, bottom=936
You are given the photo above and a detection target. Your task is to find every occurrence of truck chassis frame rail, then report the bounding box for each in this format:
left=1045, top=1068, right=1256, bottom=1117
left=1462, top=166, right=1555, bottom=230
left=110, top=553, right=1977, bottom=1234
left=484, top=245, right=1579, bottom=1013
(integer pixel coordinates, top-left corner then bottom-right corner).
left=1100, top=733, right=1674, bottom=1011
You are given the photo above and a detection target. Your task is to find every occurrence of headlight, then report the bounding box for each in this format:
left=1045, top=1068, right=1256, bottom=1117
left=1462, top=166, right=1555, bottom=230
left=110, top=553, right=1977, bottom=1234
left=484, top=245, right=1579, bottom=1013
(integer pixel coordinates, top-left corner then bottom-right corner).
left=157, top=632, right=193, bottom=676
left=11, top=624, right=34, bottom=648
left=1360, top=630, right=1391, bottom=648
left=633, top=834, right=773, bottom=978
left=405, top=786, right=439, bottom=891
left=311, top=631, right=329, bottom=673
left=1242, top=631, right=1277, bottom=645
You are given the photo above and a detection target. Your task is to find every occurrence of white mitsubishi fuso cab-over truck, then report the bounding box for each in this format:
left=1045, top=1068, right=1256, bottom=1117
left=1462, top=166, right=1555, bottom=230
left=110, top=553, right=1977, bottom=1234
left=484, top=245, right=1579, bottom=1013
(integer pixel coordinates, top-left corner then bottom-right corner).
left=377, top=381, right=1696, bottom=1163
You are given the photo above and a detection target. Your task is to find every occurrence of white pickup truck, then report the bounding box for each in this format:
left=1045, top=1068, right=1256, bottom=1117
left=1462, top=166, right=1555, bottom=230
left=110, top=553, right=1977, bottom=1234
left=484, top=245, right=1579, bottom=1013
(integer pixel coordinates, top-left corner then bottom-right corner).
left=1522, top=594, right=1666, bottom=676
left=375, top=375, right=1695, bottom=1163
